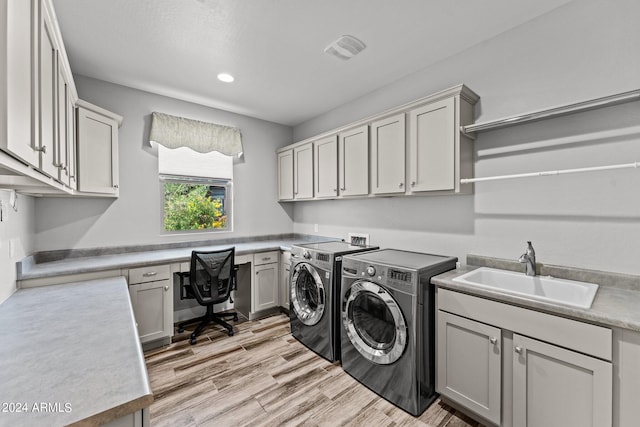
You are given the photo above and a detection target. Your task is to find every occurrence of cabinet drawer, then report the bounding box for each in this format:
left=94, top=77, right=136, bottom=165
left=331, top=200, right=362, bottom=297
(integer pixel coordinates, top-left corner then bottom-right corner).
left=129, top=264, right=171, bottom=284
left=254, top=251, right=279, bottom=266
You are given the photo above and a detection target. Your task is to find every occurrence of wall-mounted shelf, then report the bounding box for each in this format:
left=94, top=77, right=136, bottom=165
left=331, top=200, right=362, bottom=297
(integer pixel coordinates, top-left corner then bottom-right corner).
left=462, top=89, right=640, bottom=135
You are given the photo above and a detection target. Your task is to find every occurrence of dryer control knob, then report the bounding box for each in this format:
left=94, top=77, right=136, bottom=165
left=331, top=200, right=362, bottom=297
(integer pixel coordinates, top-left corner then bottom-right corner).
left=303, top=251, right=311, bottom=260
left=366, top=266, right=376, bottom=276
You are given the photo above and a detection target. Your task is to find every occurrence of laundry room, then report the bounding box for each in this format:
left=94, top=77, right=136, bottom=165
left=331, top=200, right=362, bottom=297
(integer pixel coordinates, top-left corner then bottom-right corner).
left=1, top=1, right=640, bottom=426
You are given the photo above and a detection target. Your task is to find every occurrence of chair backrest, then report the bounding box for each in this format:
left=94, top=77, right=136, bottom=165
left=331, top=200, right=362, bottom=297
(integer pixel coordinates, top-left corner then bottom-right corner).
left=188, top=247, right=235, bottom=306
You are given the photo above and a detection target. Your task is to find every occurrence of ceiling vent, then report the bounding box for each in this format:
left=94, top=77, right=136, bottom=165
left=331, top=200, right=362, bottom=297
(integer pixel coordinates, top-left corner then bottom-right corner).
left=324, top=35, right=366, bottom=60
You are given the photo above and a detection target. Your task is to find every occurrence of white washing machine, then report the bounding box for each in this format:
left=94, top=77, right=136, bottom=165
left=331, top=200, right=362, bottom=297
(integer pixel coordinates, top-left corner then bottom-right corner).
left=289, top=241, right=378, bottom=362
left=340, top=249, right=457, bottom=415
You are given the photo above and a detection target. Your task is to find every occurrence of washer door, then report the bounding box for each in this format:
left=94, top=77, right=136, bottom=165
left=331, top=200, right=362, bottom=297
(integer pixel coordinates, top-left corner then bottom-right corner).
left=343, top=280, right=407, bottom=365
left=290, top=262, right=326, bottom=326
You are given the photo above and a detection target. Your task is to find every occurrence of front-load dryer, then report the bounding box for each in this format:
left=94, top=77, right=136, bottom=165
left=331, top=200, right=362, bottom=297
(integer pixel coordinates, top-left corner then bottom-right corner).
left=289, top=241, right=378, bottom=362
left=340, top=249, right=457, bottom=415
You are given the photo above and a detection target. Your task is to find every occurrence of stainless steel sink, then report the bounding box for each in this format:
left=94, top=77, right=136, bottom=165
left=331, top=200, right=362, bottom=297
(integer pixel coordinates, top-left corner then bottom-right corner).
left=452, top=267, right=599, bottom=309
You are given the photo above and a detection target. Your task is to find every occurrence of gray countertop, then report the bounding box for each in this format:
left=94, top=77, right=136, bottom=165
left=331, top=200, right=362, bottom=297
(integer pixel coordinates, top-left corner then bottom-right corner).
left=0, top=277, right=153, bottom=427
left=17, top=236, right=333, bottom=281
left=432, top=266, right=640, bottom=333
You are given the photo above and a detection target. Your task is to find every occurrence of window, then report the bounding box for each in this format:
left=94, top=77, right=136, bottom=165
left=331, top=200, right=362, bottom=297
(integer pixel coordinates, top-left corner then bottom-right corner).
left=157, top=145, right=234, bottom=234
left=161, top=175, right=232, bottom=233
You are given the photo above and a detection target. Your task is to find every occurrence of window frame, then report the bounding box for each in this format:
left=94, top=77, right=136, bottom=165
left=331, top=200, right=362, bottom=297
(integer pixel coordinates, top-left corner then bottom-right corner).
left=159, top=174, right=233, bottom=235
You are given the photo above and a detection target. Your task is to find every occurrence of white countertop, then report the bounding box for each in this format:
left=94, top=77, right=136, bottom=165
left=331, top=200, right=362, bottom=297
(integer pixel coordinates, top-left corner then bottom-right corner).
left=17, top=237, right=332, bottom=281
left=0, top=277, right=153, bottom=426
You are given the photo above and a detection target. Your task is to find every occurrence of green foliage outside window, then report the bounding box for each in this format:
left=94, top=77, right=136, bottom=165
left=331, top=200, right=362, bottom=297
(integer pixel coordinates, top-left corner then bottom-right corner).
left=163, top=182, right=227, bottom=231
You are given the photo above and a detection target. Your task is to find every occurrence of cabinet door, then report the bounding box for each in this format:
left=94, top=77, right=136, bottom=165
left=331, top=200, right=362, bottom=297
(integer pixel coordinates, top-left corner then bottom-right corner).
left=38, top=2, right=59, bottom=178
left=512, top=334, right=612, bottom=427
left=254, top=263, right=279, bottom=312
left=408, top=97, right=455, bottom=192
left=56, top=58, right=69, bottom=184
left=314, top=135, right=338, bottom=198
left=338, top=125, right=369, bottom=196
left=2, top=0, right=39, bottom=166
left=67, top=102, right=77, bottom=190
left=129, top=279, right=173, bottom=343
left=293, top=142, right=313, bottom=199
left=277, top=149, right=294, bottom=200
left=371, top=114, right=405, bottom=194
left=77, top=106, right=119, bottom=194
left=280, top=251, right=291, bottom=309
left=437, top=311, right=501, bottom=425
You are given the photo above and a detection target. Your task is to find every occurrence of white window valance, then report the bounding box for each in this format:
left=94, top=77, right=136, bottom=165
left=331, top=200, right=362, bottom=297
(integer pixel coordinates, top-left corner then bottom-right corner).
left=149, top=112, right=243, bottom=156
left=158, top=145, right=233, bottom=180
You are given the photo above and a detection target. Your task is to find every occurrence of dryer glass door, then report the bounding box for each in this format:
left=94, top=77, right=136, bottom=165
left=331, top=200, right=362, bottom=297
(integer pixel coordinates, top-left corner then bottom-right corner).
left=290, top=263, right=326, bottom=326
left=343, top=280, right=407, bottom=364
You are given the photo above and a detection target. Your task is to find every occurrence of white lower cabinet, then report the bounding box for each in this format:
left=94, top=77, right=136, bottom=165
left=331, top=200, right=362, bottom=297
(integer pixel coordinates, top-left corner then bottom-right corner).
left=254, top=263, right=279, bottom=312
left=436, top=288, right=613, bottom=427
left=437, top=311, right=502, bottom=425
left=128, top=265, right=173, bottom=344
left=280, top=250, right=291, bottom=309
left=512, top=334, right=612, bottom=427
left=252, top=251, right=279, bottom=312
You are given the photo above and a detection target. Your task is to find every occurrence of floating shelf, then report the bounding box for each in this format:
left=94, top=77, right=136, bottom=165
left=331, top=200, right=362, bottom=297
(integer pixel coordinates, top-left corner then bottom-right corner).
left=462, top=89, right=640, bottom=135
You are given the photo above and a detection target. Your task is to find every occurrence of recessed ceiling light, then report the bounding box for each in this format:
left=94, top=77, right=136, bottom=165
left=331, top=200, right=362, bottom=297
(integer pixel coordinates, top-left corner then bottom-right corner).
left=217, top=73, right=235, bottom=83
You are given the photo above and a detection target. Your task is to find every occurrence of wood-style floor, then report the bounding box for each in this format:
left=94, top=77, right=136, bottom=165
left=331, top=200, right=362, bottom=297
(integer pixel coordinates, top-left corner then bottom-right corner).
left=144, top=313, right=484, bottom=427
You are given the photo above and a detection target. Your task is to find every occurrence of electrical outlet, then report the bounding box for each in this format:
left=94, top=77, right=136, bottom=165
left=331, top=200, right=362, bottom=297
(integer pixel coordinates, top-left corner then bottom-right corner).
left=348, top=232, right=370, bottom=247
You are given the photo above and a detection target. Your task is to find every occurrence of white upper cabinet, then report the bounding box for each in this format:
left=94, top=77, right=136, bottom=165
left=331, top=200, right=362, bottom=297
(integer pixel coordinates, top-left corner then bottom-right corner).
left=370, top=113, right=405, bottom=195
left=76, top=101, right=121, bottom=196
left=338, top=125, right=369, bottom=197
left=407, top=86, right=478, bottom=194
left=38, top=0, right=59, bottom=178
left=277, top=149, right=294, bottom=201
left=408, top=97, right=456, bottom=192
left=1, top=0, right=39, bottom=166
left=275, top=84, right=478, bottom=202
left=314, top=135, right=337, bottom=198
left=0, top=0, right=121, bottom=196
left=293, top=142, right=313, bottom=199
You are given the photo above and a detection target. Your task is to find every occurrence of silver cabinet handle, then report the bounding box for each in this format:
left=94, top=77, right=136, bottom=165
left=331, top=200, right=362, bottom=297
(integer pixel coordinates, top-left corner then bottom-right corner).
left=411, top=181, right=416, bottom=187
left=35, top=146, right=47, bottom=154
left=164, top=285, right=169, bottom=291
left=490, top=337, right=497, bottom=344
left=515, top=346, right=523, bottom=354
left=333, top=188, right=337, bottom=192
left=340, top=187, right=346, bottom=191
left=142, top=271, right=157, bottom=277
left=262, top=257, right=271, bottom=261
left=399, top=183, right=404, bottom=188
left=113, top=184, right=119, bottom=189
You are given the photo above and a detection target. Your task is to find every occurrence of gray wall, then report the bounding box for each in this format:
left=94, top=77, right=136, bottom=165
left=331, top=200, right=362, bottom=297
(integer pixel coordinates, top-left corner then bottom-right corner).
left=35, top=76, right=294, bottom=251
left=291, top=0, right=640, bottom=275
left=0, top=192, right=34, bottom=304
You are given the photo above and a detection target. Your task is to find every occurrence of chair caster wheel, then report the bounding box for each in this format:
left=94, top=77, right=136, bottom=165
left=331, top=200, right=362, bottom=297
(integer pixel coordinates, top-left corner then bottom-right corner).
left=189, top=338, right=197, bottom=345
left=178, top=327, right=185, bottom=333
left=228, top=330, right=234, bottom=337
left=233, top=315, right=238, bottom=321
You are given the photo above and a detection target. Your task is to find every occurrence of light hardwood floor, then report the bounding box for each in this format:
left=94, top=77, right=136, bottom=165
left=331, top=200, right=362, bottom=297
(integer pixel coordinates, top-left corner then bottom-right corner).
left=144, top=313, right=484, bottom=427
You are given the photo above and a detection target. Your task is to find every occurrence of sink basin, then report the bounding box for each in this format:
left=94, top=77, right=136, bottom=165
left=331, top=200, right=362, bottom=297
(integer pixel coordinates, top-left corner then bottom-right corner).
left=452, top=267, right=599, bottom=309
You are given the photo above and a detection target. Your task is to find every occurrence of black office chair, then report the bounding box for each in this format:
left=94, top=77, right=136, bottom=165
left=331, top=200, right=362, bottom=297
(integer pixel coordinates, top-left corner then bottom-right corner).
left=176, top=247, right=239, bottom=345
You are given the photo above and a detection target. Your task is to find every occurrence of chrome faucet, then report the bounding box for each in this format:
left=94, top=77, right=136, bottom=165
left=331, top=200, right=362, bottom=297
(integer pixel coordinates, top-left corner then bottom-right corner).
left=518, top=241, right=536, bottom=276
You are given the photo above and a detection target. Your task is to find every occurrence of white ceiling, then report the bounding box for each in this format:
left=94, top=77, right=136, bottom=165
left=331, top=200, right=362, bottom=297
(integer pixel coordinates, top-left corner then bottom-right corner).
left=52, top=0, right=571, bottom=126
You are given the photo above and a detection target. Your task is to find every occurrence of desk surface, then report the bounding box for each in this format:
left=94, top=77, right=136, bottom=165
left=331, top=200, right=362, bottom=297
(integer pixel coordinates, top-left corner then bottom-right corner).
left=18, top=236, right=336, bottom=281
left=0, top=277, right=153, bottom=426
